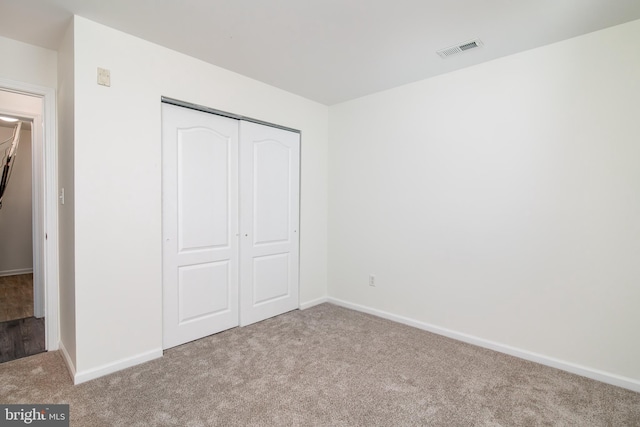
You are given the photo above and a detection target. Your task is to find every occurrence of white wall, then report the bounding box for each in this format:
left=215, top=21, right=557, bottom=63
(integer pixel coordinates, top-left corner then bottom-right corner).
left=0, top=126, right=32, bottom=274
left=0, top=36, right=57, bottom=89
left=57, top=20, right=76, bottom=369
left=70, top=16, right=328, bottom=376
left=329, top=19, right=640, bottom=385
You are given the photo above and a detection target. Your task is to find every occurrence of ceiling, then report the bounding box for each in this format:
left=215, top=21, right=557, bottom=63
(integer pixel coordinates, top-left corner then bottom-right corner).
left=1, top=0, right=639, bottom=105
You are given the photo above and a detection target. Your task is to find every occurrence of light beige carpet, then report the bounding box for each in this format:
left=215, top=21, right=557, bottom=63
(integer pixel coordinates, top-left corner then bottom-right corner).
left=0, top=303, right=638, bottom=426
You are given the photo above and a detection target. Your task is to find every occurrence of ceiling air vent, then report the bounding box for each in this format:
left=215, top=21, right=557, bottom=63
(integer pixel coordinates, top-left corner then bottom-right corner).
left=437, top=38, right=483, bottom=58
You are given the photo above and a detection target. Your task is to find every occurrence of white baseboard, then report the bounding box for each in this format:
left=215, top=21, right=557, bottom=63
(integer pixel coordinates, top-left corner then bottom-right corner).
left=327, top=297, right=640, bottom=393
left=73, top=349, right=163, bottom=385
left=299, top=296, right=328, bottom=310
left=0, top=268, right=33, bottom=277
left=58, top=341, right=76, bottom=383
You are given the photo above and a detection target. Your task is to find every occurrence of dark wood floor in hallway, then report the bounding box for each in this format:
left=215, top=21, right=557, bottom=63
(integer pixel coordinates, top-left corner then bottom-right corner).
left=0, top=274, right=45, bottom=363
left=0, top=317, right=45, bottom=363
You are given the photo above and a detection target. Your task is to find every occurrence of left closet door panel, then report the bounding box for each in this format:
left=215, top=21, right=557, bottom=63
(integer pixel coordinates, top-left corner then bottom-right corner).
left=162, top=104, right=239, bottom=349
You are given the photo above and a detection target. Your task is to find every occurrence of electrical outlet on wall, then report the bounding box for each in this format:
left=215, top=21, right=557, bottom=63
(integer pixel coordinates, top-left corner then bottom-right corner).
left=369, top=274, right=376, bottom=287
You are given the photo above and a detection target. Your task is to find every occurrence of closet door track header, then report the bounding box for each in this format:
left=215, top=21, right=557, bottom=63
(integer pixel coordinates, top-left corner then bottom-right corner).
left=161, top=97, right=301, bottom=134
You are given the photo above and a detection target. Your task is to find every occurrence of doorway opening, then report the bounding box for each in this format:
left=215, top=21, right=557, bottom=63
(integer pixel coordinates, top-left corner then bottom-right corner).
left=0, top=115, right=44, bottom=362
left=0, top=79, right=58, bottom=362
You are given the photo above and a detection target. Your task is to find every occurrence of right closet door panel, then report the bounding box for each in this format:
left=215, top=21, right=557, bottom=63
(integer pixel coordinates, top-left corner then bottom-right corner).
left=239, top=121, right=300, bottom=326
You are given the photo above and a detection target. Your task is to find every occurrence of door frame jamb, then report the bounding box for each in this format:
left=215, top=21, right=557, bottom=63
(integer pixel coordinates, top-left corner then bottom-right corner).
left=0, top=77, right=59, bottom=351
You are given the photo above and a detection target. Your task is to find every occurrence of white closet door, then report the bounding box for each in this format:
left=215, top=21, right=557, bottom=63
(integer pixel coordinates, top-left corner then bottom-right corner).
left=162, top=104, right=239, bottom=349
left=239, top=121, right=300, bottom=326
